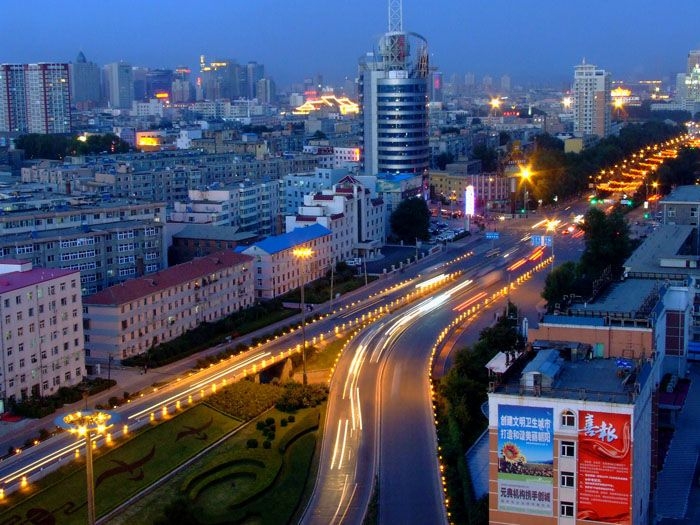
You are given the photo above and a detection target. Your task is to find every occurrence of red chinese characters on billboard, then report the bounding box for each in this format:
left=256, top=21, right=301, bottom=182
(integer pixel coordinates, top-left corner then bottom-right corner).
left=577, top=410, right=632, bottom=524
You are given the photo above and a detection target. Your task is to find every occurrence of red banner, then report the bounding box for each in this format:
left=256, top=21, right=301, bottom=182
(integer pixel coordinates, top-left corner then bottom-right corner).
left=577, top=410, right=632, bottom=523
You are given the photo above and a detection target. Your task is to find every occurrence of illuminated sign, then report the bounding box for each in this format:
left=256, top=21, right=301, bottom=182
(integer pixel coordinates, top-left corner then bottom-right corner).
left=465, top=185, right=475, bottom=216
left=577, top=410, right=631, bottom=522
left=497, top=404, right=553, bottom=516
left=155, top=92, right=169, bottom=99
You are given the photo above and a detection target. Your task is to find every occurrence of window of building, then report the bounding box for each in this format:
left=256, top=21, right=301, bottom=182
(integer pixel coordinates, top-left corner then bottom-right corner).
left=561, top=410, right=576, bottom=427
left=561, top=471, right=575, bottom=487
left=560, top=501, right=574, bottom=517
left=561, top=440, right=575, bottom=457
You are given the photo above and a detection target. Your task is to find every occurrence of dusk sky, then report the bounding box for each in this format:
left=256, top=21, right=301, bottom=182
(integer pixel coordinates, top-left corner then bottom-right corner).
left=3, top=0, right=700, bottom=88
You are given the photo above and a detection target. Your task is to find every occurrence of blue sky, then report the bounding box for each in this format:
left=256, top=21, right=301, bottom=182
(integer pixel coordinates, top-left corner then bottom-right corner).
left=2, top=0, right=699, bottom=87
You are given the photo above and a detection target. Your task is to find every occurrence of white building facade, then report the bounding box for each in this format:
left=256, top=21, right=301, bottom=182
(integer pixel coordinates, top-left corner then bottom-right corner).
left=241, top=224, right=332, bottom=300
left=285, top=176, right=385, bottom=263
left=573, top=61, right=611, bottom=139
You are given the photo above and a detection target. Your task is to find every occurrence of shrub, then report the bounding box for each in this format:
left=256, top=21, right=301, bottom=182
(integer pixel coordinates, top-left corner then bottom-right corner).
left=288, top=415, right=295, bottom=423
left=276, top=382, right=329, bottom=412
left=246, top=438, right=258, bottom=449
left=108, top=396, right=120, bottom=407
left=263, top=440, right=271, bottom=449
left=267, top=433, right=275, bottom=441
left=256, top=421, right=266, bottom=430
left=265, top=417, right=275, bottom=426
left=280, top=419, right=288, bottom=427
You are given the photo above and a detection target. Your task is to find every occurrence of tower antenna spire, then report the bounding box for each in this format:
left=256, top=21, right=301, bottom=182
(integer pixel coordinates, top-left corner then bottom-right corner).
left=388, top=0, right=402, bottom=32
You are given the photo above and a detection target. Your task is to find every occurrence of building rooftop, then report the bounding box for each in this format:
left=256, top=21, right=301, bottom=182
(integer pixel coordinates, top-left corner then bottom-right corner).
left=494, top=349, right=651, bottom=404
left=0, top=219, right=159, bottom=245
left=624, top=224, right=699, bottom=279
left=172, top=225, right=257, bottom=243
left=571, top=278, right=659, bottom=316
left=239, top=224, right=332, bottom=256
left=659, top=184, right=700, bottom=204
left=0, top=267, right=78, bottom=293
left=84, top=251, right=252, bottom=306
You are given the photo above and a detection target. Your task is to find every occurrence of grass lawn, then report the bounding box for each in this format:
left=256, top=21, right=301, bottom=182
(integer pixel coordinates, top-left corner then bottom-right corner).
left=0, top=404, right=240, bottom=525
left=110, top=406, right=321, bottom=525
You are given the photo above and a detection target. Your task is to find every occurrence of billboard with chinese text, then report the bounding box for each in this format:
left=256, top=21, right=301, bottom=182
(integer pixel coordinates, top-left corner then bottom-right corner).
left=497, top=404, right=554, bottom=515
left=577, top=410, right=632, bottom=523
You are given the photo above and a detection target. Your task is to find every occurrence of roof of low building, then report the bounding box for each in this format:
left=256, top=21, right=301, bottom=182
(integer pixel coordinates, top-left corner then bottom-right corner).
left=239, top=224, right=332, bottom=256
left=624, top=224, right=698, bottom=278
left=660, top=185, right=700, bottom=204
left=172, top=225, right=257, bottom=242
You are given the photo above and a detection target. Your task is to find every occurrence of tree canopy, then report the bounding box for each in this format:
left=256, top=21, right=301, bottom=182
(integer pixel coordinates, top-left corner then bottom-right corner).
left=542, top=207, right=633, bottom=306
left=389, top=197, right=431, bottom=243
left=528, top=121, right=685, bottom=204
left=15, top=133, right=131, bottom=160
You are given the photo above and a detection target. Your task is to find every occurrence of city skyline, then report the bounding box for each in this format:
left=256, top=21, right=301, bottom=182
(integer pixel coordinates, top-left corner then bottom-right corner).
left=2, top=0, right=700, bottom=88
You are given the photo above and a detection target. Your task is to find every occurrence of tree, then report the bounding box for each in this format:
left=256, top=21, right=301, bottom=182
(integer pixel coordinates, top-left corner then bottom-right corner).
left=498, top=131, right=511, bottom=147
left=389, top=197, right=431, bottom=243
left=542, top=262, right=580, bottom=305
left=435, top=152, right=454, bottom=170
left=579, top=208, right=632, bottom=279
left=471, top=144, right=498, bottom=172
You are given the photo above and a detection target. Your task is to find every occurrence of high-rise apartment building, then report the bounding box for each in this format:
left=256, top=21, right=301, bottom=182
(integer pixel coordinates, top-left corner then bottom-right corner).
left=199, top=56, right=240, bottom=100
left=572, top=61, right=611, bottom=138
left=0, top=64, right=27, bottom=132
left=145, top=68, right=173, bottom=99
left=358, top=2, right=429, bottom=175
left=256, top=77, right=276, bottom=105
left=246, top=61, right=265, bottom=99
left=0, top=63, right=71, bottom=134
left=105, top=62, right=134, bottom=109
left=69, top=51, right=101, bottom=108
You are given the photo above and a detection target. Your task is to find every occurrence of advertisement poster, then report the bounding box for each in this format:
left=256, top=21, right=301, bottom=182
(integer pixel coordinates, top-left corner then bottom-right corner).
left=497, top=404, right=554, bottom=515
left=577, top=410, right=632, bottom=523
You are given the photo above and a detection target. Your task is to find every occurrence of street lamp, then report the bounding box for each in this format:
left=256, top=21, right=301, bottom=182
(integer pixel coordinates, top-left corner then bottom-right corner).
left=490, top=97, right=502, bottom=116
left=292, top=246, right=313, bottom=385
left=519, top=166, right=532, bottom=216
left=55, top=404, right=119, bottom=525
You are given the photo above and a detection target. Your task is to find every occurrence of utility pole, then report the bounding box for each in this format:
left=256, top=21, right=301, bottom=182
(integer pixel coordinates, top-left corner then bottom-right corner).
left=329, top=262, right=334, bottom=312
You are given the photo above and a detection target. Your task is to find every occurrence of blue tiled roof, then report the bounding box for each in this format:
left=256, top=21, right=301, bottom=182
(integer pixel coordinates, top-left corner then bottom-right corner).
left=237, top=224, right=331, bottom=255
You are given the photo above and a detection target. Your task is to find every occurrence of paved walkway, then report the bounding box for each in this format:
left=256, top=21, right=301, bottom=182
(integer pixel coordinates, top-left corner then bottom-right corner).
left=655, top=363, right=700, bottom=523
